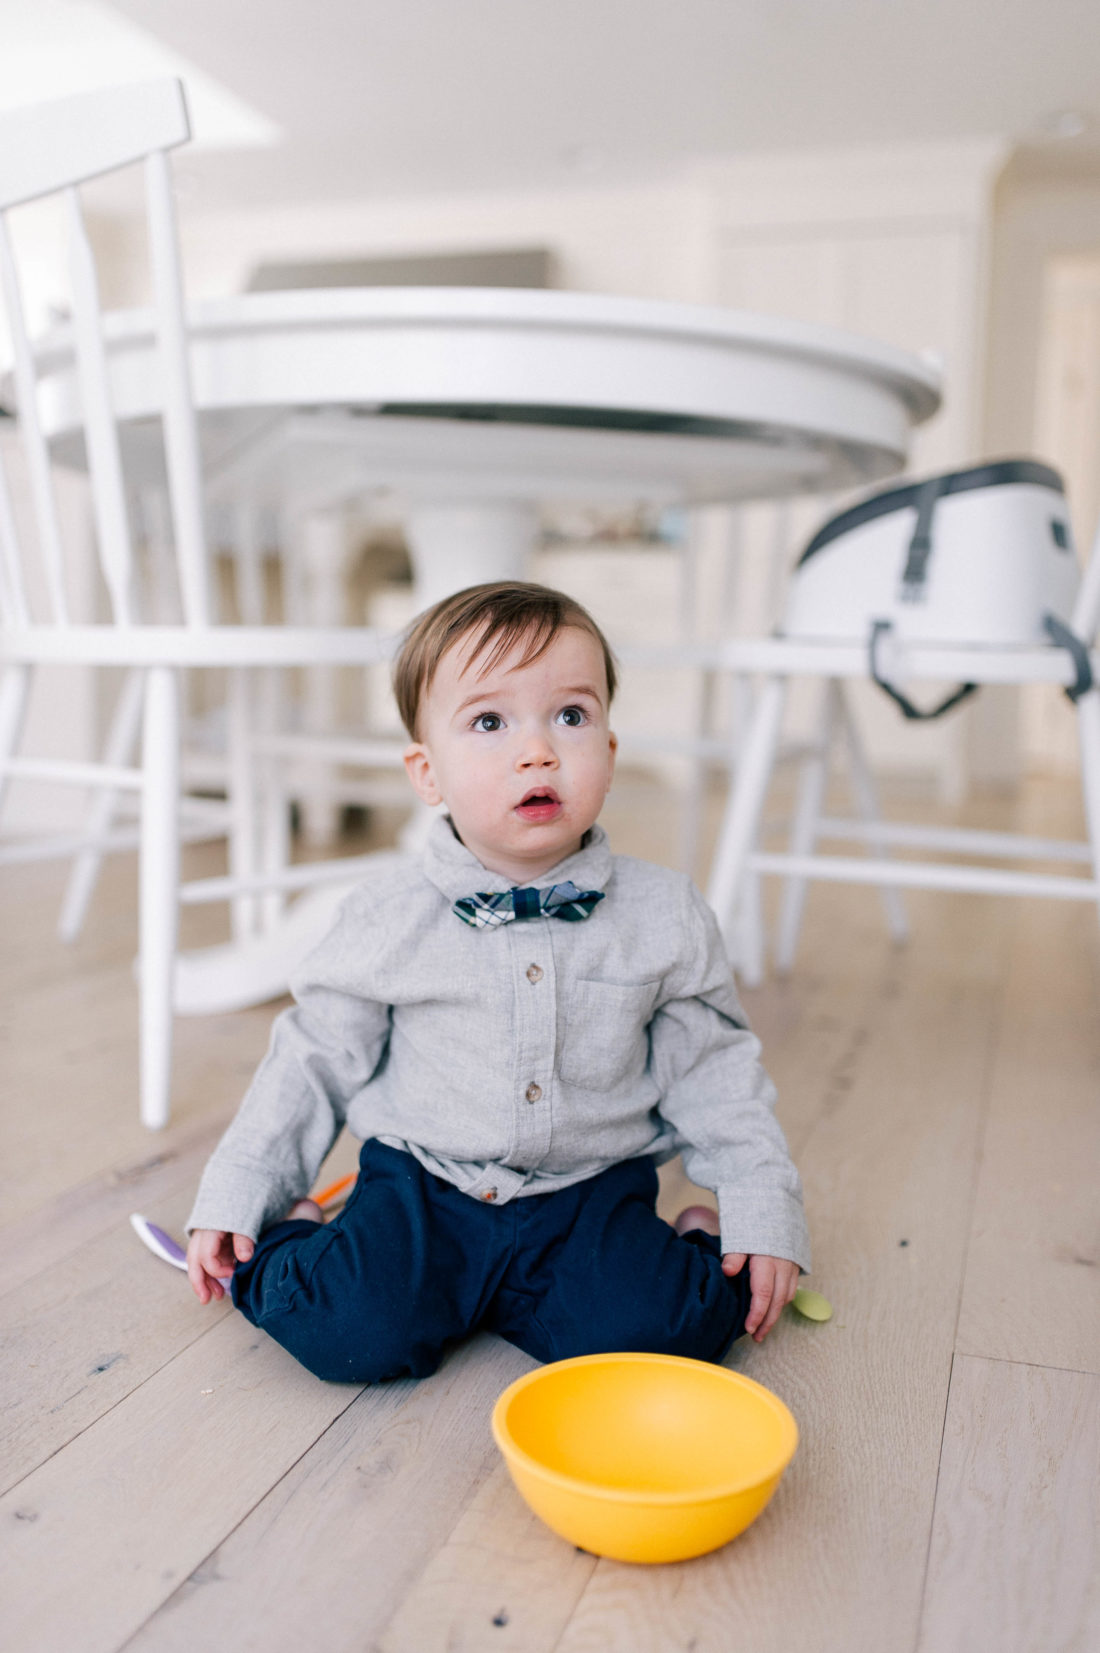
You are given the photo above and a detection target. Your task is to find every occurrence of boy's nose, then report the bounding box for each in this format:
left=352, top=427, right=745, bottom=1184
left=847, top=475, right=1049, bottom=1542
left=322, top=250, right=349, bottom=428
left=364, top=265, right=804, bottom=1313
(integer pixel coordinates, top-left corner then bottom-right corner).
left=517, top=729, right=558, bottom=767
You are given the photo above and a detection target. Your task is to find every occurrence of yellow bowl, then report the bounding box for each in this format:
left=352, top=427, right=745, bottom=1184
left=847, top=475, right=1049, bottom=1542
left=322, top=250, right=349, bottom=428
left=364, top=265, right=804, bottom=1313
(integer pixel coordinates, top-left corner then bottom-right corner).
left=491, top=1352, right=798, bottom=1564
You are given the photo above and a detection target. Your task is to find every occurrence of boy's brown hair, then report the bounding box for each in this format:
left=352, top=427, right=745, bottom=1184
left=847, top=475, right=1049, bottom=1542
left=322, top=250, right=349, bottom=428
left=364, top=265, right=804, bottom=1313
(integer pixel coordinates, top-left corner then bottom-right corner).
left=393, top=581, right=618, bottom=740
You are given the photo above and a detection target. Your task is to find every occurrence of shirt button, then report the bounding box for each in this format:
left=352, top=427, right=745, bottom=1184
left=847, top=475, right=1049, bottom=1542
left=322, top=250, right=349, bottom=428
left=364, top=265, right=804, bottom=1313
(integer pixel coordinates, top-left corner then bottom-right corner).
left=526, top=963, right=544, bottom=983
left=481, top=1188, right=498, bottom=1202
left=525, top=1082, right=542, bottom=1103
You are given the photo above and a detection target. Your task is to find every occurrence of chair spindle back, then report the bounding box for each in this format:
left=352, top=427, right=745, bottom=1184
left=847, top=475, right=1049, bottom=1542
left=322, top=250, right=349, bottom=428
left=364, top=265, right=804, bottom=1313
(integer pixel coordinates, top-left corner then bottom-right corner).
left=0, top=79, right=208, bottom=631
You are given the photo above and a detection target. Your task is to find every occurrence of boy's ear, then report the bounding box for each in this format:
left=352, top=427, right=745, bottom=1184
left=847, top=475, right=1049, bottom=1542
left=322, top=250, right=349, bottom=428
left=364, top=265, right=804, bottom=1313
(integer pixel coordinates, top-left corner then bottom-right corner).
left=403, top=742, right=442, bottom=807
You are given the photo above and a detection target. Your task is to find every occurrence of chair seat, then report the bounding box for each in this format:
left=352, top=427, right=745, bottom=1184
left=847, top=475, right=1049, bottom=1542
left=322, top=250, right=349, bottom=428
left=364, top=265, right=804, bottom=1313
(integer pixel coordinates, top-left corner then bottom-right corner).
left=719, top=634, right=1095, bottom=688
left=622, top=633, right=1096, bottom=689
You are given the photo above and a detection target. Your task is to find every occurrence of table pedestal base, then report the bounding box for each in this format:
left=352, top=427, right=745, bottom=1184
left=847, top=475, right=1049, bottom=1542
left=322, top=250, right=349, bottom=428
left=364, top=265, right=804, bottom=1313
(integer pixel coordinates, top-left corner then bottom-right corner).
left=405, top=501, right=538, bottom=611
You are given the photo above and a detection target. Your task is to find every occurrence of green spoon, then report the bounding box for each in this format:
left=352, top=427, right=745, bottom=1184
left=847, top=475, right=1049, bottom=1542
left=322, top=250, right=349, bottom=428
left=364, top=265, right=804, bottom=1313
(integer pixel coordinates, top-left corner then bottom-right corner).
left=790, top=1287, right=833, bottom=1322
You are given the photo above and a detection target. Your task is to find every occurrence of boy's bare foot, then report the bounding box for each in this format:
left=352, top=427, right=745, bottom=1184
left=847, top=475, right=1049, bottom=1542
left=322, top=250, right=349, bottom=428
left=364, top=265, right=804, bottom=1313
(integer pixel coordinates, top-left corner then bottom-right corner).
left=674, top=1204, right=720, bottom=1238
left=287, top=1198, right=324, bottom=1223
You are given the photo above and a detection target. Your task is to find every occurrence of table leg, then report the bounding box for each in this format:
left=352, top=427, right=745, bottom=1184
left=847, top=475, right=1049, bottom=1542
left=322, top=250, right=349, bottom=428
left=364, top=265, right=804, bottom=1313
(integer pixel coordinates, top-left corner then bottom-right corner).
left=404, top=501, right=538, bottom=612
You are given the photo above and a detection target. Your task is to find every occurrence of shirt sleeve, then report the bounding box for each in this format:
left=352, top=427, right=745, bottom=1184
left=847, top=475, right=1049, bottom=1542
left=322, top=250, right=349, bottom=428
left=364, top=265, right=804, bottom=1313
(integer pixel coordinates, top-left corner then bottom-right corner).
left=647, top=881, right=811, bottom=1271
left=186, top=894, right=393, bottom=1239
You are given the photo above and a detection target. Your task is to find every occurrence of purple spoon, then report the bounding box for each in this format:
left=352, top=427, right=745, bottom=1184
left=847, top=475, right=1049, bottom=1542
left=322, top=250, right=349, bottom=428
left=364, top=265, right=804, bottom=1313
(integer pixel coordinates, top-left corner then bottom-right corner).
left=130, top=1212, right=188, bottom=1270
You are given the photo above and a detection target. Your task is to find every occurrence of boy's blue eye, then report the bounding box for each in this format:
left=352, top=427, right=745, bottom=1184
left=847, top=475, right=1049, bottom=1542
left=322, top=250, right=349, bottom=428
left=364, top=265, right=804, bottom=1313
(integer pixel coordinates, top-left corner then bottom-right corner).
left=557, top=706, right=586, bottom=727
left=472, top=713, right=503, bottom=733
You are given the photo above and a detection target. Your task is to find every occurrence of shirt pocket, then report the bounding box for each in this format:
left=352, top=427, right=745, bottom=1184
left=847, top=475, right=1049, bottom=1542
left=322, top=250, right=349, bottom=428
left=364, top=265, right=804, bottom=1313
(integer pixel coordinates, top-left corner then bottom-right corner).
left=557, top=978, right=662, bottom=1092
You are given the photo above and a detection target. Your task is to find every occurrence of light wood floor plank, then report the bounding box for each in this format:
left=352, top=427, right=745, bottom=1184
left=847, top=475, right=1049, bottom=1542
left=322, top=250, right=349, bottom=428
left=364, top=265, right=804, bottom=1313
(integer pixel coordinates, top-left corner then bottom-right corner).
left=0, top=1309, right=365, bottom=1653
left=917, top=1354, right=1100, bottom=1653
left=0, top=1112, right=225, bottom=1299
left=0, top=1188, right=232, bottom=1494
left=373, top=1459, right=597, bottom=1653
left=955, top=897, right=1100, bottom=1375
left=122, top=1336, right=531, bottom=1653
left=0, top=944, right=274, bottom=1228
left=0, top=853, right=281, bottom=1224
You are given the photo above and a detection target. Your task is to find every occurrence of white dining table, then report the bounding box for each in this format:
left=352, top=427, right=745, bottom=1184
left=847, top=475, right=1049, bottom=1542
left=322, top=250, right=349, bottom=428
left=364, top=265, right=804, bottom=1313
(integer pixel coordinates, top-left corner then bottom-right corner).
left=36, top=285, right=941, bottom=610
left=32, top=286, right=941, bottom=1013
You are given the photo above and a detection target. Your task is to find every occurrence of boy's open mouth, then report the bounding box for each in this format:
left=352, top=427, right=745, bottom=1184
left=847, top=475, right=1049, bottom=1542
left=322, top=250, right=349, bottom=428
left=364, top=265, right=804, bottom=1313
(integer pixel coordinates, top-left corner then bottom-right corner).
left=515, top=787, right=562, bottom=822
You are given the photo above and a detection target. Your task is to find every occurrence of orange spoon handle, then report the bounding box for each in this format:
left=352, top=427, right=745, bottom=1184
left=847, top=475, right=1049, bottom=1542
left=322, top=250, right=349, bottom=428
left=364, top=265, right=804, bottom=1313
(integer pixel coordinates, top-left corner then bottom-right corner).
left=312, top=1172, right=356, bottom=1209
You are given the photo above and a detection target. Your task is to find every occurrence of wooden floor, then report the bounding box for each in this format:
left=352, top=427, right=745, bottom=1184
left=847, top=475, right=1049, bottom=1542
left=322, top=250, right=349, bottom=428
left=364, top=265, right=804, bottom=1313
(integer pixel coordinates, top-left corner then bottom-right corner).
left=2, top=774, right=1098, bottom=1653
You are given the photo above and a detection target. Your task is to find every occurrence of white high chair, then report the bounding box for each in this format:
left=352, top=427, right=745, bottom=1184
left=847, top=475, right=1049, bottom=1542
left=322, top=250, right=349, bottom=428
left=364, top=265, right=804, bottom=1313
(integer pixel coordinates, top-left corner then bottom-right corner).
left=0, top=80, right=397, bottom=1128
left=705, top=461, right=1100, bottom=967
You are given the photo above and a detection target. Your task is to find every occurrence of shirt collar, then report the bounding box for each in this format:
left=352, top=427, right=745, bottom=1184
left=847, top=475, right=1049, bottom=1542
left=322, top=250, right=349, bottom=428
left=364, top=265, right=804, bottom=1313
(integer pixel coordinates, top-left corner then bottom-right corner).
left=420, top=812, right=613, bottom=906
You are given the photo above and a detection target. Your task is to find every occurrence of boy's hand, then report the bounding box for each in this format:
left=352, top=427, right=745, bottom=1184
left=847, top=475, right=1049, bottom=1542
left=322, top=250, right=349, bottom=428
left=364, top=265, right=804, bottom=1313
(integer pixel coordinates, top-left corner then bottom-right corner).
left=187, top=1228, right=254, bottom=1304
left=721, top=1252, right=800, bottom=1342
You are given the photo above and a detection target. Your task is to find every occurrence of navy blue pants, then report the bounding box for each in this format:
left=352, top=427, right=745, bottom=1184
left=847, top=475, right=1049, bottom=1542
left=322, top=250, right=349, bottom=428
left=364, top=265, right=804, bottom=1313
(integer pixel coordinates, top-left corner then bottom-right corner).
left=231, top=1140, right=751, bottom=1384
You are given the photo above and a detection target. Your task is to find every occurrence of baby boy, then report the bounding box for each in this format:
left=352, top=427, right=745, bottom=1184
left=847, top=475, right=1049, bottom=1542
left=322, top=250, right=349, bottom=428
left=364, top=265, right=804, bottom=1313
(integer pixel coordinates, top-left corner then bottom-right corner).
left=186, top=581, right=810, bottom=1382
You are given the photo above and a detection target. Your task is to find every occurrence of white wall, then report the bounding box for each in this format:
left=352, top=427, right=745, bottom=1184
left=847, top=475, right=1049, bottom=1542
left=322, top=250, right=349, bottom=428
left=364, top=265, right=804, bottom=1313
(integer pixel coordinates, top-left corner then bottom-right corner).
left=972, top=162, right=1100, bottom=781
left=1023, top=250, right=1100, bottom=776
left=985, top=165, right=1100, bottom=461
left=177, top=175, right=712, bottom=306
left=1033, top=253, right=1100, bottom=549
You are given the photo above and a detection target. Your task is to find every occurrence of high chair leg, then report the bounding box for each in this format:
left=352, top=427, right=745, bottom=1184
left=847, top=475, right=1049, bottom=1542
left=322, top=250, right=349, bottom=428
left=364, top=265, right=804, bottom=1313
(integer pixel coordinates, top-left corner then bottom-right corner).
left=775, top=680, right=838, bottom=975
left=1076, top=686, right=1100, bottom=931
left=836, top=686, right=910, bottom=944
left=707, top=675, right=787, bottom=950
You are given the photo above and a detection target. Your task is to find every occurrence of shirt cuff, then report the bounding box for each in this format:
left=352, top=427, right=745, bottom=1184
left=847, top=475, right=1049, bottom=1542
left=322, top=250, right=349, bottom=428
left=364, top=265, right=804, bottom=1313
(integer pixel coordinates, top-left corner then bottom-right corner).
left=185, top=1159, right=296, bottom=1241
left=715, top=1187, right=812, bottom=1274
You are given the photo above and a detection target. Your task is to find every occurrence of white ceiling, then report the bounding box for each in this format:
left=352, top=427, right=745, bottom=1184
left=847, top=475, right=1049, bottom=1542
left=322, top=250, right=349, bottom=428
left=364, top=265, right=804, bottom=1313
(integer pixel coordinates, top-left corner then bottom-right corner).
left=0, top=2, right=279, bottom=149
left=17, top=0, right=1100, bottom=210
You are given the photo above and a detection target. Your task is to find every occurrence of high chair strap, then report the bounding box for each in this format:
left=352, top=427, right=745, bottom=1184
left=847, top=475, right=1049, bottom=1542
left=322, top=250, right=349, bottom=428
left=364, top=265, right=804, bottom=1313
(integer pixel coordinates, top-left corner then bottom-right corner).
left=868, top=619, right=979, bottom=721
left=1042, top=613, right=1094, bottom=702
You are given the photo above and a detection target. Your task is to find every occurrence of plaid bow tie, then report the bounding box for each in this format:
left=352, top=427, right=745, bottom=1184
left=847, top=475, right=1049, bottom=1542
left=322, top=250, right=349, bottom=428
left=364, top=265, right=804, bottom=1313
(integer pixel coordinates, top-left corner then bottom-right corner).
left=453, top=881, right=604, bottom=928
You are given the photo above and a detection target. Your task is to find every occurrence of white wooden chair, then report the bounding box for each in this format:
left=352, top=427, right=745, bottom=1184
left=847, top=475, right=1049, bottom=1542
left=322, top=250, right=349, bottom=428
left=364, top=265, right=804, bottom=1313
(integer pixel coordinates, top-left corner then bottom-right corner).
left=200, top=433, right=413, bottom=854
left=0, top=80, right=397, bottom=1128
left=704, top=462, right=1100, bottom=968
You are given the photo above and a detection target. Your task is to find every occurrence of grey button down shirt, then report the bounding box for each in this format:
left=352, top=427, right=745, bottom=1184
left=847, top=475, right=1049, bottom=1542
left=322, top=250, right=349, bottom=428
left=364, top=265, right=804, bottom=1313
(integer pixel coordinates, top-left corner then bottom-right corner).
left=187, top=816, right=810, bottom=1269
